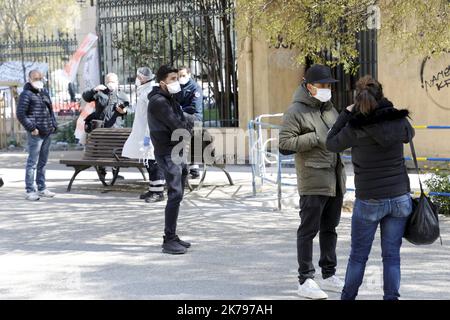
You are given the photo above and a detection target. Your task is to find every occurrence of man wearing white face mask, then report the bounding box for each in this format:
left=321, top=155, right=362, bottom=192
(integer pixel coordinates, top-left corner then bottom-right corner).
left=16, top=70, right=58, bottom=201
left=82, top=73, right=129, bottom=130
left=147, top=65, right=193, bottom=255
left=279, top=64, right=346, bottom=300
left=176, top=66, right=204, bottom=179
left=82, top=72, right=130, bottom=179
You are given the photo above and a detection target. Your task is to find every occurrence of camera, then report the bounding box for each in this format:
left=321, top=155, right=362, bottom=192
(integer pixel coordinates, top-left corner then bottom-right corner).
left=118, top=101, right=130, bottom=109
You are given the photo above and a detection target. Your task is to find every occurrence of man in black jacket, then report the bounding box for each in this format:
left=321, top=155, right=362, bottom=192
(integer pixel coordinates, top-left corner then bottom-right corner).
left=82, top=73, right=129, bottom=179
left=16, top=70, right=58, bottom=201
left=148, top=65, right=193, bottom=255
left=82, top=73, right=129, bottom=130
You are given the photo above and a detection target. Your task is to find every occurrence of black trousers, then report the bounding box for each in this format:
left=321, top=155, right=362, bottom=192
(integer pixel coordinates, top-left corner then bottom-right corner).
left=155, top=154, right=188, bottom=240
left=145, top=160, right=165, bottom=194
left=297, top=188, right=343, bottom=284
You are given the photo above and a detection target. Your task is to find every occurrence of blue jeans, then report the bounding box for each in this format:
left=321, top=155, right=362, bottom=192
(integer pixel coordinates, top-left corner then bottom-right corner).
left=341, top=193, right=412, bottom=300
left=25, top=132, right=52, bottom=193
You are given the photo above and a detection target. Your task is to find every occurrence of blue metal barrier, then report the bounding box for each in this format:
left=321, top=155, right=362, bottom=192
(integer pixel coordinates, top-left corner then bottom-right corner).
left=249, top=116, right=450, bottom=210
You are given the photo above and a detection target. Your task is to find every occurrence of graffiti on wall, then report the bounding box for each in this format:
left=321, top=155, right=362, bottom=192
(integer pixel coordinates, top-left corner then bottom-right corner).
left=420, top=53, right=450, bottom=111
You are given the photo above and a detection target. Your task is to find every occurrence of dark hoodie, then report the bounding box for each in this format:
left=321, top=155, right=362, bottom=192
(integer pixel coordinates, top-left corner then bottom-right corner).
left=16, top=83, right=57, bottom=136
left=147, top=86, right=192, bottom=156
left=326, top=98, right=415, bottom=200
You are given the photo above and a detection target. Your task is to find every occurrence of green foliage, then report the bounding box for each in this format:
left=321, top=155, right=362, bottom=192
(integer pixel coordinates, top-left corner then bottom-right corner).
left=54, top=119, right=76, bottom=144
left=238, top=0, right=450, bottom=73
left=425, top=168, right=450, bottom=216
left=6, top=137, right=19, bottom=147
left=124, top=113, right=135, bottom=129
left=112, top=23, right=169, bottom=70
left=0, top=0, right=80, bottom=38
left=380, top=0, right=450, bottom=60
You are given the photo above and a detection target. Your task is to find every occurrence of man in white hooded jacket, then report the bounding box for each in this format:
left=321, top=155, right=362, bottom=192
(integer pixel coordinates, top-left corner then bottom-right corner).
left=122, top=67, right=165, bottom=203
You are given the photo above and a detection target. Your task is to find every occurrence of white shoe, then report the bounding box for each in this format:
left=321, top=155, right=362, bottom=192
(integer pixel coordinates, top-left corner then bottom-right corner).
left=298, top=279, right=328, bottom=300
left=25, top=192, right=40, bottom=201
left=38, top=189, right=56, bottom=198
left=318, top=275, right=344, bottom=293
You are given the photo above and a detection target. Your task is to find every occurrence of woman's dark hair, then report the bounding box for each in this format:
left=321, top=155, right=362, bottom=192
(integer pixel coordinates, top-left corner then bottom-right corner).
left=354, top=75, right=384, bottom=115
left=156, top=64, right=178, bottom=82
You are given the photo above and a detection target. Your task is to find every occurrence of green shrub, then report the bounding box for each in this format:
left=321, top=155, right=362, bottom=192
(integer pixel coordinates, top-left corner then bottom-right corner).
left=54, top=119, right=77, bottom=144
left=425, top=169, right=450, bottom=216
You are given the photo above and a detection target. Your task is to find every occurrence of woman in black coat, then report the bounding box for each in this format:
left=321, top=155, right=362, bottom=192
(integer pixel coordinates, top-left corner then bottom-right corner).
left=326, top=75, right=415, bottom=300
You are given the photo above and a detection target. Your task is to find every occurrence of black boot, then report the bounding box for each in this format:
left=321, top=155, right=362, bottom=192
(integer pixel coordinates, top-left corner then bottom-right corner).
left=145, top=192, right=165, bottom=203
left=140, top=190, right=152, bottom=200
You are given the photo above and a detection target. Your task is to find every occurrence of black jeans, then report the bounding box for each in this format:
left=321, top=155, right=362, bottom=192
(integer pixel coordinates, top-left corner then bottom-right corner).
left=297, top=188, right=343, bottom=284
left=155, top=154, right=188, bottom=240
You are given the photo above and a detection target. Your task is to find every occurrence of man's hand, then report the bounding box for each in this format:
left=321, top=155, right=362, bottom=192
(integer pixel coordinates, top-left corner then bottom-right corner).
left=346, top=104, right=355, bottom=112
left=31, top=129, right=39, bottom=136
left=116, top=106, right=127, bottom=114
left=94, top=84, right=107, bottom=92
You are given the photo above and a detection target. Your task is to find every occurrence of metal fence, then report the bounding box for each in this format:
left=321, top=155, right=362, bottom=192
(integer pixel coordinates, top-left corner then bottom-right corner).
left=0, top=33, right=80, bottom=114
left=0, top=33, right=79, bottom=148
left=329, top=30, right=378, bottom=112
left=96, top=0, right=238, bottom=127
left=249, top=114, right=450, bottom=210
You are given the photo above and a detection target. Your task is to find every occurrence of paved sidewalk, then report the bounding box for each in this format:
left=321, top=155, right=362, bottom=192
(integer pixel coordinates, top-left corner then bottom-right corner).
left=0, top=151, right=449, bottom=300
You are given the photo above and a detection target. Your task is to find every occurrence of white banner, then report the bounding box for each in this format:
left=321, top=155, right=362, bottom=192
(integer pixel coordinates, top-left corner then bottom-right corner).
left=63, top=33, right=98, bottom=82
left=81, top=47, right=100, bottom=92
left=73, top=47, right=100, bottom=145
left=0, top=61, right=48, bottom=86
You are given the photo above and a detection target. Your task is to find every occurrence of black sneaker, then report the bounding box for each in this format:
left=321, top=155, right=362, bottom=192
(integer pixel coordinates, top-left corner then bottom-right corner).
left=162, top=237, right=187, bottom=254
left=145, top=193, right=165, bottom=203
left=162, top=235, right=191, bottom=248
left=0, top=178, right=3, bottom=188
left=174, top=235, right=191, bottom=248
left=98, top=168, right=107, bottom=180
left=140, top=190, right=152, bottom=200
left=189, top=169, right=200, bottom=179
left=112, top=168, right=124, bottom=180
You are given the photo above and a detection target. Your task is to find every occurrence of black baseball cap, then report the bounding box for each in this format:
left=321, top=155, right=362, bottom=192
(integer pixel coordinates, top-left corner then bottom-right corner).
left=304, top=64, right=338, bottom=84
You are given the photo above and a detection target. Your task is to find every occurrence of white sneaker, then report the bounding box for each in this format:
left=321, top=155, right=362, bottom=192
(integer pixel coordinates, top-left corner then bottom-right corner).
left=298, top=279, right=328, bottom=300
left=25, top=192, right=40, bottom=201
left=38, top=189, right=56, bottom=198
left=318, top=275, right=344, bottom=293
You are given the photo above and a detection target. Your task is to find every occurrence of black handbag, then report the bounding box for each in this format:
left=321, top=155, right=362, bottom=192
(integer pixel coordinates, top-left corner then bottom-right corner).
left=403, top=138, right=442, bottom=245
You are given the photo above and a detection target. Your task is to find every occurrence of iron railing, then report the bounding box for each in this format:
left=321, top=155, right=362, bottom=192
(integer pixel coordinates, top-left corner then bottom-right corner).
left=0, top=33, right=80, bottom=114
left=96, top=0, right=239, bottom=128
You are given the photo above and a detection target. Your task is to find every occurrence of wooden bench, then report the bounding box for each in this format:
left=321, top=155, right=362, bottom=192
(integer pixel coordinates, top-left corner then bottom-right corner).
left=60, top=128, right=147, bottom=191
left=184, top=129, right=234, bottom=191
left=60, top=127, right=234, bottom=192
left=186, top=161, right=234, bottom=191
